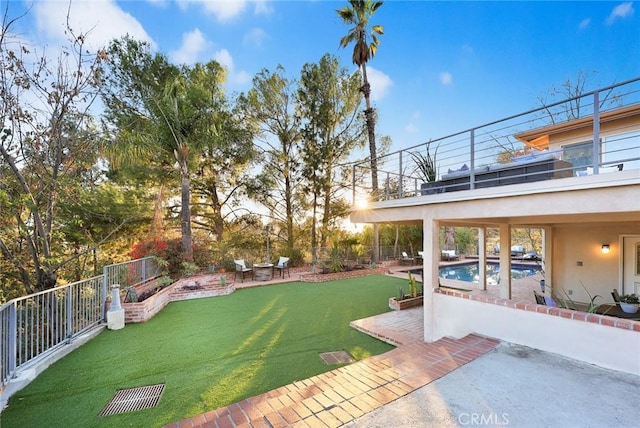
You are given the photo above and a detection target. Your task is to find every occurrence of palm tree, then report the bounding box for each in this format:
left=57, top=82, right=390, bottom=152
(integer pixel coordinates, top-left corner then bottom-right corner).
left=337, top=0, right=384, bottom=264
left=337, top=0, right=384, bottom=195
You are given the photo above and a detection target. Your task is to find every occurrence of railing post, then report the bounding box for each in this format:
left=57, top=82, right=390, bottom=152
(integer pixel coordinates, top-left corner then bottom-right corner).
left=8, top=303, right=16, bottom=379
left=470, top=129, right=476, bottom=190
left=398, top=150, right=403, bottom=198
left=101, top=265, right=108, bottom=321
left=385, top=172, right=390, bottom=200
left=592, top=91, right=600, bottom=174
left=141, top=258, right=147, bottom=282
left=66, top=286, right=73, bottom=344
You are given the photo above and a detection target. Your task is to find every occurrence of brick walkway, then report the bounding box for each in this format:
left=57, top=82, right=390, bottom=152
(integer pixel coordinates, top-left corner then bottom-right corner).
left=166, top=308, right=500, bottom=428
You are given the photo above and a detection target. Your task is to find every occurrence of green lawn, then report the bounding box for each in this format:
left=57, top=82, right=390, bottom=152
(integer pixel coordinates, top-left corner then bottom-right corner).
left=2, top=275, right=404, bottom=428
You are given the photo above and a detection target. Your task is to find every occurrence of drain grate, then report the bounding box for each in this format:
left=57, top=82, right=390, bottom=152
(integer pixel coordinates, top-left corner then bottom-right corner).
left=319, top=350, right=354, bottom=365
left=99, top=383, right=165, bottom=416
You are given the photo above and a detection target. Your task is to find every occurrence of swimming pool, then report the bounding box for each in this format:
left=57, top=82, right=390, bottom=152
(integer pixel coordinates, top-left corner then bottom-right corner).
left=411, top=262, right=541, bottom=284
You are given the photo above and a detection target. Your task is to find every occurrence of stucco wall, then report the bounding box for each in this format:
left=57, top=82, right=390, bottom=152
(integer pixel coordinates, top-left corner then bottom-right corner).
left=432, top=292, right=640, bottom=375
left=552, top=224, right=640, bottom=304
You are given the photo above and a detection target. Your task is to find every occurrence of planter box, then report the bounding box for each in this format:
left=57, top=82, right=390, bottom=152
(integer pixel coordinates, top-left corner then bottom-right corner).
left=389, top=296, right=424, bottom=311
left=122, top=282, right=176, bottom=323
left=122, top=276, right=234, bottom=323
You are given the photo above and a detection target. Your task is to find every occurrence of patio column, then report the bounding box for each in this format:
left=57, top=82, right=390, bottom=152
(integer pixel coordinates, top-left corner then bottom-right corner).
left=499, top=224, right=512, bottom=299
left=543, top=227, right=553, bottom=292
left=423, top=217, right=439, bottom=343
left=478, top=227, right=487, bottom=290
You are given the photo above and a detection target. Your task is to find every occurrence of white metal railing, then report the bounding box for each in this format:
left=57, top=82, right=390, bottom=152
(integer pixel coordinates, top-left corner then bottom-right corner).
left=353, top=77, right=640, bottom=202
left=1, top=256, right=159, bottom=386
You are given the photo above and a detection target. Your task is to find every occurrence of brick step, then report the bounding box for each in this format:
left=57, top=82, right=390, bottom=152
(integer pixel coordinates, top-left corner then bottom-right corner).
left=166, top=334, right=499, bottom=427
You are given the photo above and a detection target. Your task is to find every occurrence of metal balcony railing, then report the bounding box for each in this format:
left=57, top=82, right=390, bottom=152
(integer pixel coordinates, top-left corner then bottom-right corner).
left=353, top=77, right=640, bottom=203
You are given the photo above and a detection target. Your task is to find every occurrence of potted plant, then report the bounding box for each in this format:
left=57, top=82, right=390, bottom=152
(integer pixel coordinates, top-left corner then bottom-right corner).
left=619, top=293, right=640, bottom=314
left=388, top=272, right=424, bottom=310
left=413, top=141, right=442, bottom=195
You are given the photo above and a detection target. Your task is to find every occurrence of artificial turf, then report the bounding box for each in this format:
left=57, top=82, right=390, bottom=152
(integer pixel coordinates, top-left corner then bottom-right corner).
left=1, top=275, right=405, bottom=428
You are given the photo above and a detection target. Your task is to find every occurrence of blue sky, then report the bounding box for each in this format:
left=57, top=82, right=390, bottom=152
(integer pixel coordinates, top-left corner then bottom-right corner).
left=6, top=0, right=640, bottom=153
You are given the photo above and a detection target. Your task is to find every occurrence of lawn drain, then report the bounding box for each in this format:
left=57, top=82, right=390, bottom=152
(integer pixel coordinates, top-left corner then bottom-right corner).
left=319, top=350, right=354, bottom=365
left=99, top=383, right=165, bottom=416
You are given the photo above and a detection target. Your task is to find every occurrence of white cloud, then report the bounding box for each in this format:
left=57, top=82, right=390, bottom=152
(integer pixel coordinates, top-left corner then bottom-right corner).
left=254, top=0, right=273, bottom=16
left=170, top=28, right=211, bottom=64
left=32, top=0, right=156, bottom=51
left=243, top=28, right=268, bottom=48
left=366, top=67, right=392, bottom=102
left=234, top=70, right=252, bottom=85
left=579, top=18, right=591, bottom=30
left=214, top=49, right=251, bottom=85
left=214, top=49, right=234, bottom=71
left=177, top=0, right=271, bottom=22
left=606, top=2, right=634, bottom=25
left=147, top=0, right=169, bottom=6
left=439, top=72, right=453, bottom=86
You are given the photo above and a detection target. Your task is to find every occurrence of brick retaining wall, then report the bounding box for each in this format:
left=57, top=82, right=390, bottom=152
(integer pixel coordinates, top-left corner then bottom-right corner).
left=299, top=267, right=389, bottom=283
left=122, top=276, right=235, bottom=323
left=435, top=287, right=640, bottom=332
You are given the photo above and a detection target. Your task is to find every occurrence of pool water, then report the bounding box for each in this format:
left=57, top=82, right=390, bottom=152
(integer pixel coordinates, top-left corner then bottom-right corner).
left=411, top=262, right=541, bottom=285
left=439, top=262, right=540, bottom=284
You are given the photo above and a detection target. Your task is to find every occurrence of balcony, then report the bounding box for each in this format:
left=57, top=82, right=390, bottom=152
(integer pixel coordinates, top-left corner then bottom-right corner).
left=351, top=77, right=640, bottom=207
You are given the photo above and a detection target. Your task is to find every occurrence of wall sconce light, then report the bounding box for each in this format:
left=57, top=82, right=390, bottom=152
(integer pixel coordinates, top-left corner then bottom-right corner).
left=601, top=244, right=610, bottom=254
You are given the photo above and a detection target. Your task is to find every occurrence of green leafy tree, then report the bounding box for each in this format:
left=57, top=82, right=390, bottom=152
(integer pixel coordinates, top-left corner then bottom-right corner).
left=237, top=66, right=304, bottom=251
left=191, top=100, right=256, bottom=243
left=298, top=54, right=365, bottom=257
left=100, top=38, right=238, bottom=260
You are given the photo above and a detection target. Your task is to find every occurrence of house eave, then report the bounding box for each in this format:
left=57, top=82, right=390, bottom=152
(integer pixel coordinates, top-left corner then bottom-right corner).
left=514, top=104, right=640, bottom=148
left=351, top=170, right=640, bottom=226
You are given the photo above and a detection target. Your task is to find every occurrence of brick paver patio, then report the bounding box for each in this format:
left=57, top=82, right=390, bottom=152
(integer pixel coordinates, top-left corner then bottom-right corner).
left=166, top=308, right=500, bottom=428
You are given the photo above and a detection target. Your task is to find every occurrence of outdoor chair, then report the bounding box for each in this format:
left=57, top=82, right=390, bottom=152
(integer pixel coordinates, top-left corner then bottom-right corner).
left=612, top=289, right=621, bottom=304
left=533, top=291, right=547, bottom=305
left=273, top=256, right=290, bottom=278
left=441, top=250, right=460, bottom=261
left=399, top=251, right=414, bottom=265
left=234, top=259, right=253, bottom=283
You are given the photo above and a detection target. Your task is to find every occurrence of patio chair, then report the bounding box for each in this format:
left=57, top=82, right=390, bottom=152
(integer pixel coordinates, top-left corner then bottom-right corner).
left=273, top=256, right=290, bottom=278
left=234, top=259, right=253, bottom=283
left=441, top=250, right=460, bottom=261
left=399, top=252, right=414, bottom=265
left=612, top=289, right=621, bottom=303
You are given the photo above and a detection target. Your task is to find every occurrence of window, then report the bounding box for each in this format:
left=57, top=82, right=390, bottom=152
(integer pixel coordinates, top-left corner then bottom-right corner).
left=602, top=131, right=640, bottom=171
left=562, top=141, right=593, bottom=170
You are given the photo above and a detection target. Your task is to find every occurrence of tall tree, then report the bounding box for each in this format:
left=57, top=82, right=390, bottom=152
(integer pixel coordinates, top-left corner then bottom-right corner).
left=100, top=38, right=229, bottom=260
left=0, top=15, right=106, bottom=293
left=337, top=0, right=384, bottom=262
left=191, top=99, right=256, bottom=243
left=298, top=54, right=365, bottom=256
left=238, top=66, right=304, bottom=252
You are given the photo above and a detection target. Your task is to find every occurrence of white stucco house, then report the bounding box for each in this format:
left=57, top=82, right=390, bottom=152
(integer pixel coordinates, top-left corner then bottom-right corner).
left=351, top=78, right=640, bottom=374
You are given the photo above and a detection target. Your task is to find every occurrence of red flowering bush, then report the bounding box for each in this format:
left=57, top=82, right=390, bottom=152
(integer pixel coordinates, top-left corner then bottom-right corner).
left=130, top=236, right=211, bottom=277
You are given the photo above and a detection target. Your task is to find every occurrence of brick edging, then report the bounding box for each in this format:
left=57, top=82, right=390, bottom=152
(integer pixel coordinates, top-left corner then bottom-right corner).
left=299, top=267, right=388, bottom=283
left=122, top=279, right=235, bottom=323
left=435, top=287, right=640, bottom=332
